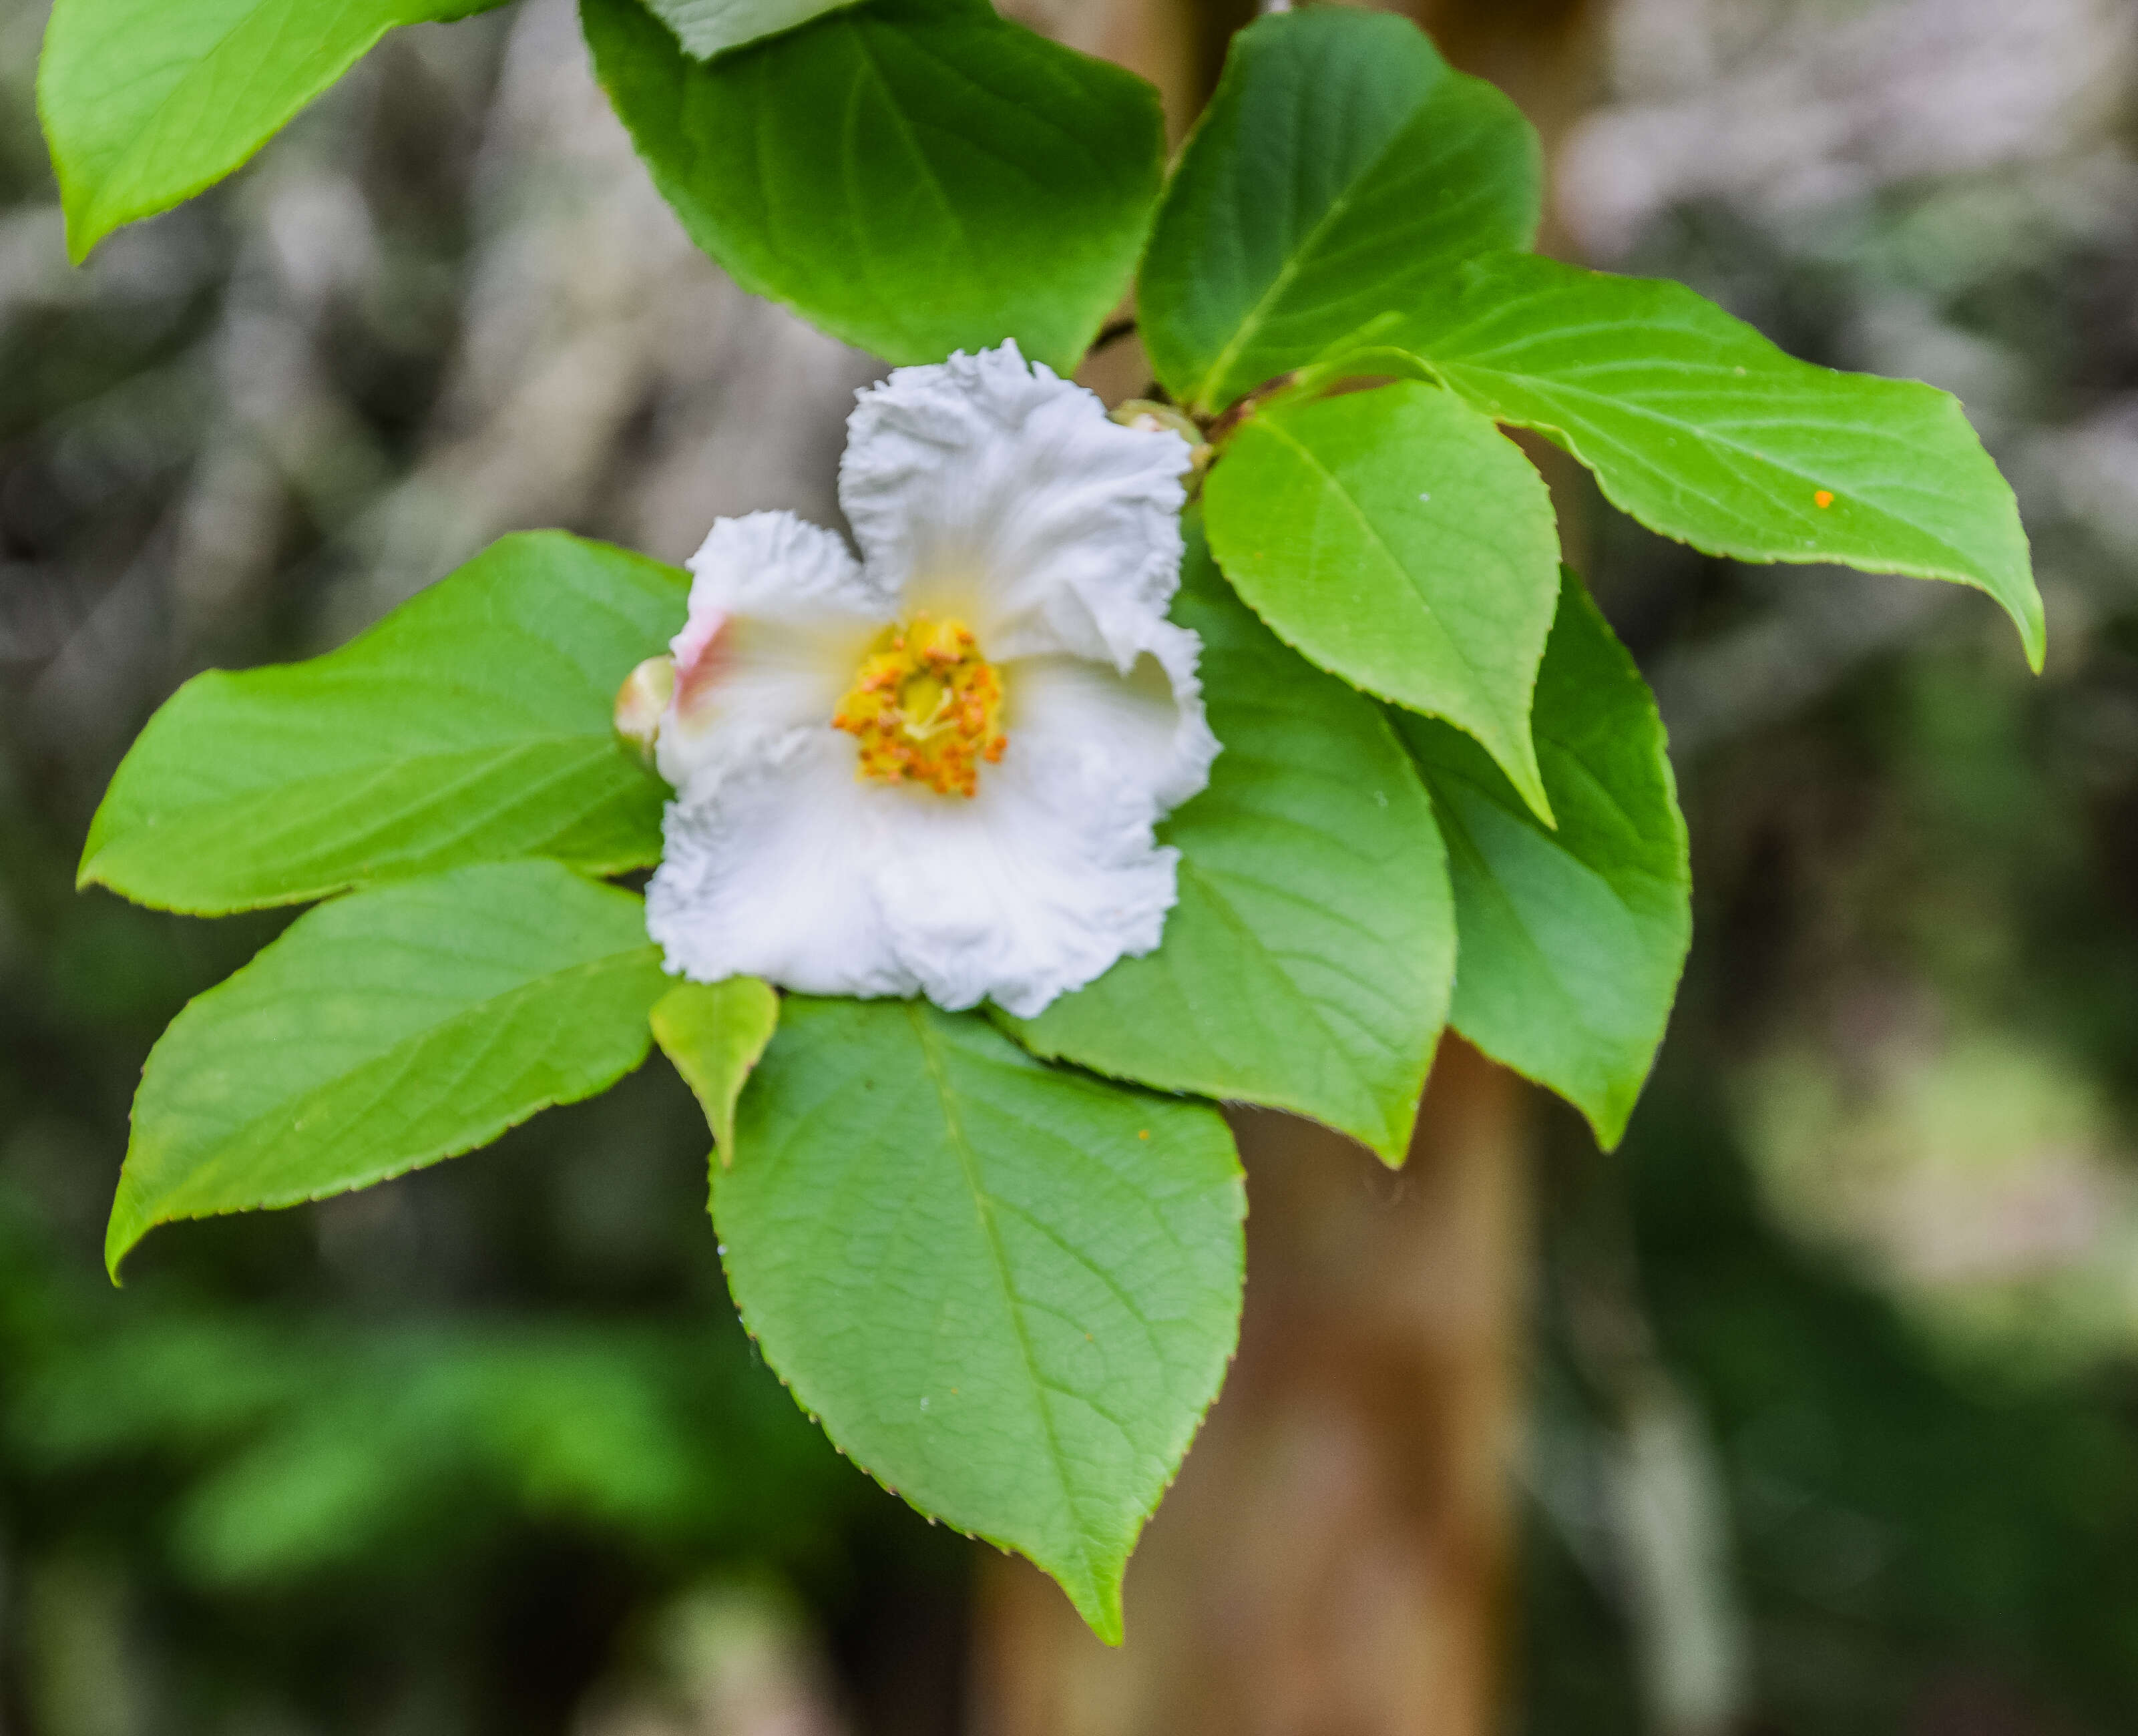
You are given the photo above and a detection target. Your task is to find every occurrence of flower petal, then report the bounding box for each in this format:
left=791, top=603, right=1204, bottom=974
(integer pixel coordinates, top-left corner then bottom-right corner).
left=650, top=355, right=1218, bottom=1019
left=1005, top=617, right=1219, bottom=815
left=646, top=734, right=913, bottom=1000
left=658, top=511, right=891, bottom=801
left=838, top=343, right=1193, bottom=672
left=870, top=734, right=1183, bottom=1019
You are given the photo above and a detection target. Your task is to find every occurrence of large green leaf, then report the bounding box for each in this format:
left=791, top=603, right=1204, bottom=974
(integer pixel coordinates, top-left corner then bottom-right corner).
left=1138, top=8, right=1538, bottom=416
left=716, top=997, right=1243, bottom=1641
left=1010, top=528, right=1453, bottom=1162
left=81, top=532, right=683, bottom=916
left=582, top=0, right=1163, bottom=373
left=1203, top=379, right=1561, bottom=821
left=38, top=0, right=509, bottom=262
left=1400, top=571, right=1689, bottom=1147
left=643, top=0, right=854, bottom=58
left=1351, top=253, right=2044, bottom=668
left=110, top=861, right=670, bottom=1276
left=650, top=978, right=780, bottom=1164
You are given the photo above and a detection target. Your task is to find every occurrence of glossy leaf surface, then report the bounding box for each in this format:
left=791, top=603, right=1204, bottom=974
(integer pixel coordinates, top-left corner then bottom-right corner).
left=651, top=978, right=781, bottom=1164
left=39, top=0, right=507, bottom=260
left=1011, top=530, right=1453, bottom=1162
left=1359, top=253, right=2044, bottom=666
left=716, top=997, right=1244, bottom=1641
left=1140, top=7, right=1538, bottom=415
left=111, top=862, right=669, bottom=1275
left=1203, top=379, right=1561, bottom=821
left=81, top=533, right=683, bottom=915
left=643, top=0, right=853, bottom=57
left=584, top=0, right=1163, bottom=372
left=1402, top=571, right=1690, bottom=1146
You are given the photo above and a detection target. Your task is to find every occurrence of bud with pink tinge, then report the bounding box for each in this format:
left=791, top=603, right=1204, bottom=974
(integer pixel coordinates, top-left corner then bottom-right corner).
left=614, top=655, right=676, bottom=765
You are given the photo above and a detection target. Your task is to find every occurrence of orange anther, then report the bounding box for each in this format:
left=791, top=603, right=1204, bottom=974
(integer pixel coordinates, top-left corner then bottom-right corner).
left=833, top=614, right=1006, bottom=797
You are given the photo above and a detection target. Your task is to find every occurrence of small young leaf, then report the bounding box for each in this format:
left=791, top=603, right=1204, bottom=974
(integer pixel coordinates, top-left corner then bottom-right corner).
left=1009, top=527, right=1452, bottom=1163
left=582, top=0, right=1164, bottom=373
left=1356, top=253, right=2044, bottom=668
left=1203, top=379, right=1561, bottom=821
left=1400, top=572, right=1690, bottom=1147
left=1140, top=8, right=1538, bottom=416
left=81, top=532, right=683, bottom=916
left=650, top=978, right=779, bottom=1164
left=716, top=997, right=1244, bottom=1643
left=642, top=0, right=853, bottom=58
left=39, top=0, right=509, bottom=262
left=110, top=861, right=670, bottom=1277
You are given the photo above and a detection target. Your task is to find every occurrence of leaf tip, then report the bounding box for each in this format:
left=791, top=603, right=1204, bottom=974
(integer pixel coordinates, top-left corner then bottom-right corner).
left=652, top=975, right=781, bottom=1168
left=102, top=1197, right=146, bottom=1287
left=55, top=176, right=116, bottom=267
left=1508, top=751, right=1556, bottom=831
left=1074, top=1572, right=1127, bottom=1648
left=1586, top=1100, right=1636, bottom=1154
left=2016, top=598, right=2049, bottom=675
left=1365, top=1112, right=1418, bottom=1169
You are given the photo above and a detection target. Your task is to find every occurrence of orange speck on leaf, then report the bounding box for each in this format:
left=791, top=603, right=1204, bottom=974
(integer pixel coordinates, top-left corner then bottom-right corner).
left=1814, top=490, right=1835, bottom=509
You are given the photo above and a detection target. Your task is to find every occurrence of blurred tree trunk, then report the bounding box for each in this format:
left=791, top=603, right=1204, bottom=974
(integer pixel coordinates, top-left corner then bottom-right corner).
left=970, top=4, right=1594, bottom=1733
left=971, top=1045, right=1529, bottom=1736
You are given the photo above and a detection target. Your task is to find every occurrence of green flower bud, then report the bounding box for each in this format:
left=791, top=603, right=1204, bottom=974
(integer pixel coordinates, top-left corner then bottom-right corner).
left=1109, top=399, right=1213, bottom=481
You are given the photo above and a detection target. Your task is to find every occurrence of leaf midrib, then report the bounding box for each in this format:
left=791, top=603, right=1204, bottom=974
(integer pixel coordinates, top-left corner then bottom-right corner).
left=1424, top=353, right=2004, bottom=586
left=85, top=736, right=656, bottom=909
left=147, top=946, right=660, bottom=1210
left=1251, top=416, right=1508, bottom=716
left=1187, top=97, right=1424, bottom=412
left=908, top=1008, right=1098, bottom=1602
left=114, top=731, right=634, bottom=823
left=1174, top=858, right=1413, bottom=1152
left=96, top=0, right=385, bottom=225
left=87, top=0, right=290, bottom=181
left=1427, top=767, right=1628, bottom=1060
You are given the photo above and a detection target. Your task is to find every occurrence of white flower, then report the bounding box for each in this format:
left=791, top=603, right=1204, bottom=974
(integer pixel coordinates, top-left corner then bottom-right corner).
left=639, top=342, right=1219, bottom=1020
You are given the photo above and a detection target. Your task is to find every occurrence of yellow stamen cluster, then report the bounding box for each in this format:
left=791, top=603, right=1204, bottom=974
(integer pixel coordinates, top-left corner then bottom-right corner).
left=832, top=614, right=1006, bottom=797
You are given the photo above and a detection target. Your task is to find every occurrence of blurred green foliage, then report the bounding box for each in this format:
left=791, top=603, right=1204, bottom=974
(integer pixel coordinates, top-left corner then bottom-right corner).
left=1517, top=3, right=2138, bottom=1721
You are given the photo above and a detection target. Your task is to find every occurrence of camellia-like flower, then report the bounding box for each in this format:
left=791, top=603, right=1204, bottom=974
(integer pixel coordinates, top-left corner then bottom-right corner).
left=628, top=342, right=1219, bottom=1019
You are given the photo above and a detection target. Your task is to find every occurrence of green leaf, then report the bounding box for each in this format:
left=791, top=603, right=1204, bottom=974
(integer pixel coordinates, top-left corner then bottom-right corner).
left=38, top=0, right=509, bottom=262
left=1400, top=571, right=1689, bottom=1147
left=110, top=861, right=670, bottom=1276
left=1353, top=253, right=2044, bottom=668
left=81, top=532, right=684, bottom=917
left=642, top=0, right=855, bottom=58
left=716, top=997, right=1244, bottom=1641
left=1203, top=379, right=1561, bottom=821
left=650, top=978, right=780, bottom=1164
left=1009, top=527, right=1452, bottom=1162
left=581, top=0, right=1163, bottom=372
left=1139, top=8, right=1538, bottom=416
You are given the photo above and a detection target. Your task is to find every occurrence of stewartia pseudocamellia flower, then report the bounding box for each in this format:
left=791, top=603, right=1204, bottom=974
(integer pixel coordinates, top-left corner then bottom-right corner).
left=624, top=343, right=1219, bottom=1018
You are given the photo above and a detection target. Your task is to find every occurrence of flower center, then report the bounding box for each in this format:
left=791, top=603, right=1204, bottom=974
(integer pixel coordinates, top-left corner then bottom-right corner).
left=831, top=614, right=1006, bottom=798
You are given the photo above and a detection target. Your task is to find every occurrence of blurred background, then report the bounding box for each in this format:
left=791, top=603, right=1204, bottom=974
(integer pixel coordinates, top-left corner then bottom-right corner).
left=5, top=0, right=2138, bottom=1729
